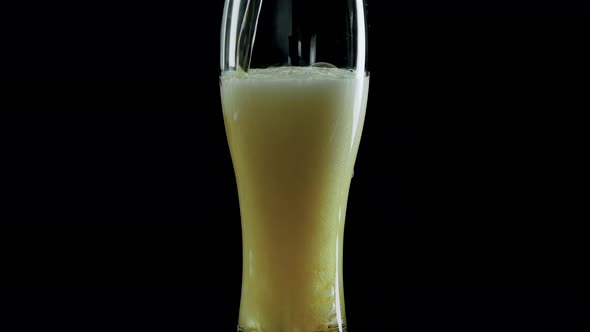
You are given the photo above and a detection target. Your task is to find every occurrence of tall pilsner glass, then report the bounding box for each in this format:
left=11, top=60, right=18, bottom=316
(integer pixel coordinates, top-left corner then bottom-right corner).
left=220, top=1, right=369, bottom=331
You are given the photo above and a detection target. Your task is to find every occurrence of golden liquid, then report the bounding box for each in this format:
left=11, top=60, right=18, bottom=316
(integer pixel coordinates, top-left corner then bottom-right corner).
left=221, top=67, right=369, bottom=332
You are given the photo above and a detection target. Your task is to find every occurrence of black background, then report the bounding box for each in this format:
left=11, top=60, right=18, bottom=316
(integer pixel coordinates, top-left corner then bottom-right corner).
left=1, top=1, right=588, bottom=331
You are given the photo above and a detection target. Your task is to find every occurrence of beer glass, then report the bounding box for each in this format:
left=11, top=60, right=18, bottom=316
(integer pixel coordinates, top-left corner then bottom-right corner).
left=220, top=1, right=369, bottom=331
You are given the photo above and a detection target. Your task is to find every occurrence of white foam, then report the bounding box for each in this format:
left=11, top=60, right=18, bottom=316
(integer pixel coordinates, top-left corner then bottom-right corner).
left=221, top=66, right=360, bottom=81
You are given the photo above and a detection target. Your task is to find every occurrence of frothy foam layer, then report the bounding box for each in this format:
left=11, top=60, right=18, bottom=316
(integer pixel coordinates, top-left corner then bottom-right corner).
left=222, top=66, right=362, bottom=81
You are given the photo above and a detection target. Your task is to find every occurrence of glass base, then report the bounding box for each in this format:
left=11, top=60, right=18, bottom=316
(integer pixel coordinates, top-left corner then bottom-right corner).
left=238, top=325, right=347, bottom=332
